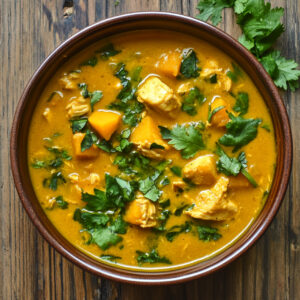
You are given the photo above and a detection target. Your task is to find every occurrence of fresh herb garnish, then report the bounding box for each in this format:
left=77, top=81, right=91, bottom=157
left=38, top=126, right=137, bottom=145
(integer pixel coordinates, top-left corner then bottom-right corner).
left=233, top=92, right=249, bottom=115
left=208, top=104, right=225, bottom=123
left=80, top=56, right=98, bottom=67
left=181, top=87, right=205, bottom=116
left=219, top=113, right=261, bottom=152
left=43, top=171, right=66, bottom=191
left=150, top=143, right=165, bottom=150
left=97, top=43, right=121, bottom=60
left=159, top=124, right=205, bottom=159
left=136, top=249, right=171, bottom=265
left=166, top=221, right=192, bottom=242
left=209, top=74, right=218, bottom=83
left=196, top=0, right=300, bottom=91
left=78, top=83, right=90, bottom=98
left=174, top=204, right=190, bottom=216
left=226, top=62, right=243, bottom=82
left=55, top=196, right=69, bottom=209
left=197, top=225, right=222, bottom=241
left=180, top=49, right=200, bottom=78
left=90, top=90, right=103, bottom=111
left=81, top=130, right=98, bottom=152
left=46, top=91, right=63, bottom=102
left=170, top=166, right=182, bottom=177
left=100, top=254, right=122, bottom=262
left=70, top=118, right=88, bottom=133
left=154, top=209, right=171, bottom=232
left=216, top=143, right=258, bottom=187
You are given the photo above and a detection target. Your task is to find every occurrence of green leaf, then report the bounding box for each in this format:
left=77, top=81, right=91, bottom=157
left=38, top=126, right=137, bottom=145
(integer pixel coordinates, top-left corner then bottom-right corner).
left=209, top=74, right=218, bottom=83
left=159, top=124, right=205, bottom=159
left=81, top=188, right=112, bottom=211
left=196, top=0, right=235, bottom=26
left=226, top=63, right=243, bottom=82
left=181, top=87, right=205, bottom=116
left=170, top=166, right=182, bottom=177
left=219, top=113, right=261, bottom=152
left=154, top=209, right=171, bottom=232
left=70, top=118, right=88, bottom=133
left=174, top=204, right=190, bottom=216
left=90, top=227, right=122, bottom=250
left=81, top=130, right=98, bottom=152
left=55, top=196, right=68, bottom=209
left=197, top=225, right=222, bottom=241
left=43, top=171, right=66, bottom=191
left=110, top=215, right=127, bottom=234
left=208, top=104, right=225, bottom=122
left=136, top=249, right=171, bottom=265
left=159, top=199, right=170, bottom=209
left=78, top=83, right=90, bottom=98
left=233, top=92, right=249, bottom=115
left=90, top=91, right=103, bottom=111
left=150, top=143, right=165, bottom=150
left=166, top=221, right=192, bottom=242
left=100, top=254, right=121, bottom=262
left=73, top=209, right=110, bottom=229
left=80, top=56, right=98, bottom=67
left=180, top=49, right=200, bottom=78
left=97, top=43, right=121, bottom=60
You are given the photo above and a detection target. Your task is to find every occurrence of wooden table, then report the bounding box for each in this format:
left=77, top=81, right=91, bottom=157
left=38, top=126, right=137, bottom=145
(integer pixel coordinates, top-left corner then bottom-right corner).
left=1, top=0, right=299, bottom=299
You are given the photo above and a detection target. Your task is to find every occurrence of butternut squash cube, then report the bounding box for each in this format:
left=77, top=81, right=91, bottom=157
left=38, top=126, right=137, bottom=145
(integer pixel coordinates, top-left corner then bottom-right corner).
left=157, top=52, right=181, bottom=77
left=130, top=115, right=169, bottom=159
left=210, top=97, right=230, bottom=127
left=88, top=110, right=121, bottom=141
left=124, top=194, right=156, bottom=228
left=72, top=133, right=99, bottom=159
left=183, top=155, right=217, bottom=186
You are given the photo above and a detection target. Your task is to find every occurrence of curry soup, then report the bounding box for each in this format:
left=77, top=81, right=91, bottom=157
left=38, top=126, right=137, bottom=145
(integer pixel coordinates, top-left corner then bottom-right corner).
left=28, top=31, right=276, bottom=270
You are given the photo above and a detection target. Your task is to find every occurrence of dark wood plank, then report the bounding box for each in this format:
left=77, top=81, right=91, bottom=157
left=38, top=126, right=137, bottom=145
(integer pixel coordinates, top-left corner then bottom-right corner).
left=1, top=0, right=299, bottom=299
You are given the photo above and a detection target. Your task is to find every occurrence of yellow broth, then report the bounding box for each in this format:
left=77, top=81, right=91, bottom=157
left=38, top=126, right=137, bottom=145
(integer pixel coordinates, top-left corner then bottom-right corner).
left=28, top=30, right=276, bottom=270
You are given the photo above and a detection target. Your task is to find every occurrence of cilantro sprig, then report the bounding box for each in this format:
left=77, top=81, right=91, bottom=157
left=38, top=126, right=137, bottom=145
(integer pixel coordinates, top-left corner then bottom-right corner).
left=196, top=0, right=300, bottom=91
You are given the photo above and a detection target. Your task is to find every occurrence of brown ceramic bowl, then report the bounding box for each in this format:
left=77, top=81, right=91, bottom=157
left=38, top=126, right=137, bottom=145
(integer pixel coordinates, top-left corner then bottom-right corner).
left=10, top=12, right=292, bottom=285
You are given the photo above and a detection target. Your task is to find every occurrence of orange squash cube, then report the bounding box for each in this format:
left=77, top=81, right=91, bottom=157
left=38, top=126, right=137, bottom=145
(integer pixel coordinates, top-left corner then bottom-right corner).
left=157, top=52, right=181, bottom=77
left=210, top=97, right=230, bottom=127
left=88, top=110, right=121, bottom=141
left=72, top=133, right=99, bottom=159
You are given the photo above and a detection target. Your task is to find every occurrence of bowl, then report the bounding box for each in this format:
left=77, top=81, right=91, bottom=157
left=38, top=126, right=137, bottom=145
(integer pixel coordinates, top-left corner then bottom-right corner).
left=10, top=12, right=292, bottom=285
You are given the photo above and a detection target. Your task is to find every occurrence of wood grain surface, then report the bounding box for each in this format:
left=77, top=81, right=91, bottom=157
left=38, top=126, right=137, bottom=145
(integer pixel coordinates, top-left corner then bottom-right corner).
left=1, top=0, right=299, bottom=299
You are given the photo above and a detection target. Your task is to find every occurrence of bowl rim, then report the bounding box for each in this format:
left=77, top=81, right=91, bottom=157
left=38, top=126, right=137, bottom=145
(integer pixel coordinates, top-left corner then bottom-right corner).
left=10, top=11, right=293, bottom=285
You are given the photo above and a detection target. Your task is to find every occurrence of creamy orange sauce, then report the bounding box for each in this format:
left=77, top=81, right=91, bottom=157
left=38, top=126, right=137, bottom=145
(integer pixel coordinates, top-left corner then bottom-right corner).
left=28, top=30, right=276, bottom=270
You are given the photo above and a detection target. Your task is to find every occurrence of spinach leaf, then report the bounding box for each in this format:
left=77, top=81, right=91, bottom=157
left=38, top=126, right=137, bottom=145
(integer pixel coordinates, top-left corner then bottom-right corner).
left=218, top=113, right=261, bottom=152
left=233, top=92, right=249, bottom=115
left=197, top=225, right=222, bottom=241
left=159, top=124, right=205, bottom=159
left=180, top=49, right=200, bottom=78
left=136, top=249, right=171, bottom=265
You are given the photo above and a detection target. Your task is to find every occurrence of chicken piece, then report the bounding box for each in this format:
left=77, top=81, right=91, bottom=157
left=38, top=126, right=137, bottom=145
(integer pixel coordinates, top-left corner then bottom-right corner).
left=130, top=115, right=169, bottom=159
left=177, top=82, right=193, bottom=95
left=185, top=176, right=237, bottom=221
left=124, top=194, right=157, bottom=228
left=42, top=107, right=51, bottom=121
left=210, top=97, right=230, bottom=127
left=228, top=173, right=251, bottom=189
left=88, top=110, right=121, bottom=141
left=137, top=76, right=181, bottom=118
left=72, top=133, right=99, bottom=159
left=201, top=60, right=232, bottom=92
left=156, top=51, right=181, bottom=77
left=183, top=155, right=218, bottom=186
left=59, top=72, right=79, bottom=90
left=66, top=96, right=90, bottom=119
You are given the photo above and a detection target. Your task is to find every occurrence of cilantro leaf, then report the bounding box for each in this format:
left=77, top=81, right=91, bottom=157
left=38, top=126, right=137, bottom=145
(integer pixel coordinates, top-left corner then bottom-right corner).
left=55, top=196, right=68, bottom=209
left=81, top=130, right=98, bottom=152
left=90, top=90, right=103, bottom=111
left=90, top=227, right=122, bottom=250
left=43, top=171, right=66, bottom=191
left=219, top=113, right=261, bottom=152
left=208, top=104, right=225, bottom=123
left=166, top=221, right=192, bottom=242
left=100, top=255, right=121, bottom=262
left=197, top=225, right=222, bottom=241
left=139, top=171, right=162, bottom=202
left=80, top=56, right=98, bottom=67
left=261, top=50, right=300, bottom=91
left=154, top=209, right=171, bottom=232
left=159, top=124, right=205, bottom=159
left=73, top=209, right=110, bottom=229
left=81, top=188, right=112, bottom=211
left=97, top=43, right=121, bottom=60
left=70, top=118, right=88, bottom=133
left=78, top=83, right=90, bottom=98
left=170, top=166, right=182, bottom=177
left=226, top=62, right=243, bottom=82
left=196, top=0, right=235, bottom=26
left=181, top=87, right=205, bottom=116
left=233, top=92, right=249, bottom=115
left=180, top=49, right=200, bottom=78
left=136, top=249, right=171, bottom=265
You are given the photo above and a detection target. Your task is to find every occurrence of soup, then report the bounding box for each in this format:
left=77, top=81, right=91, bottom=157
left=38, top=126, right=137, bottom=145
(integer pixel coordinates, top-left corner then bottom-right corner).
left=28, top=31, right=276, bottom=269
